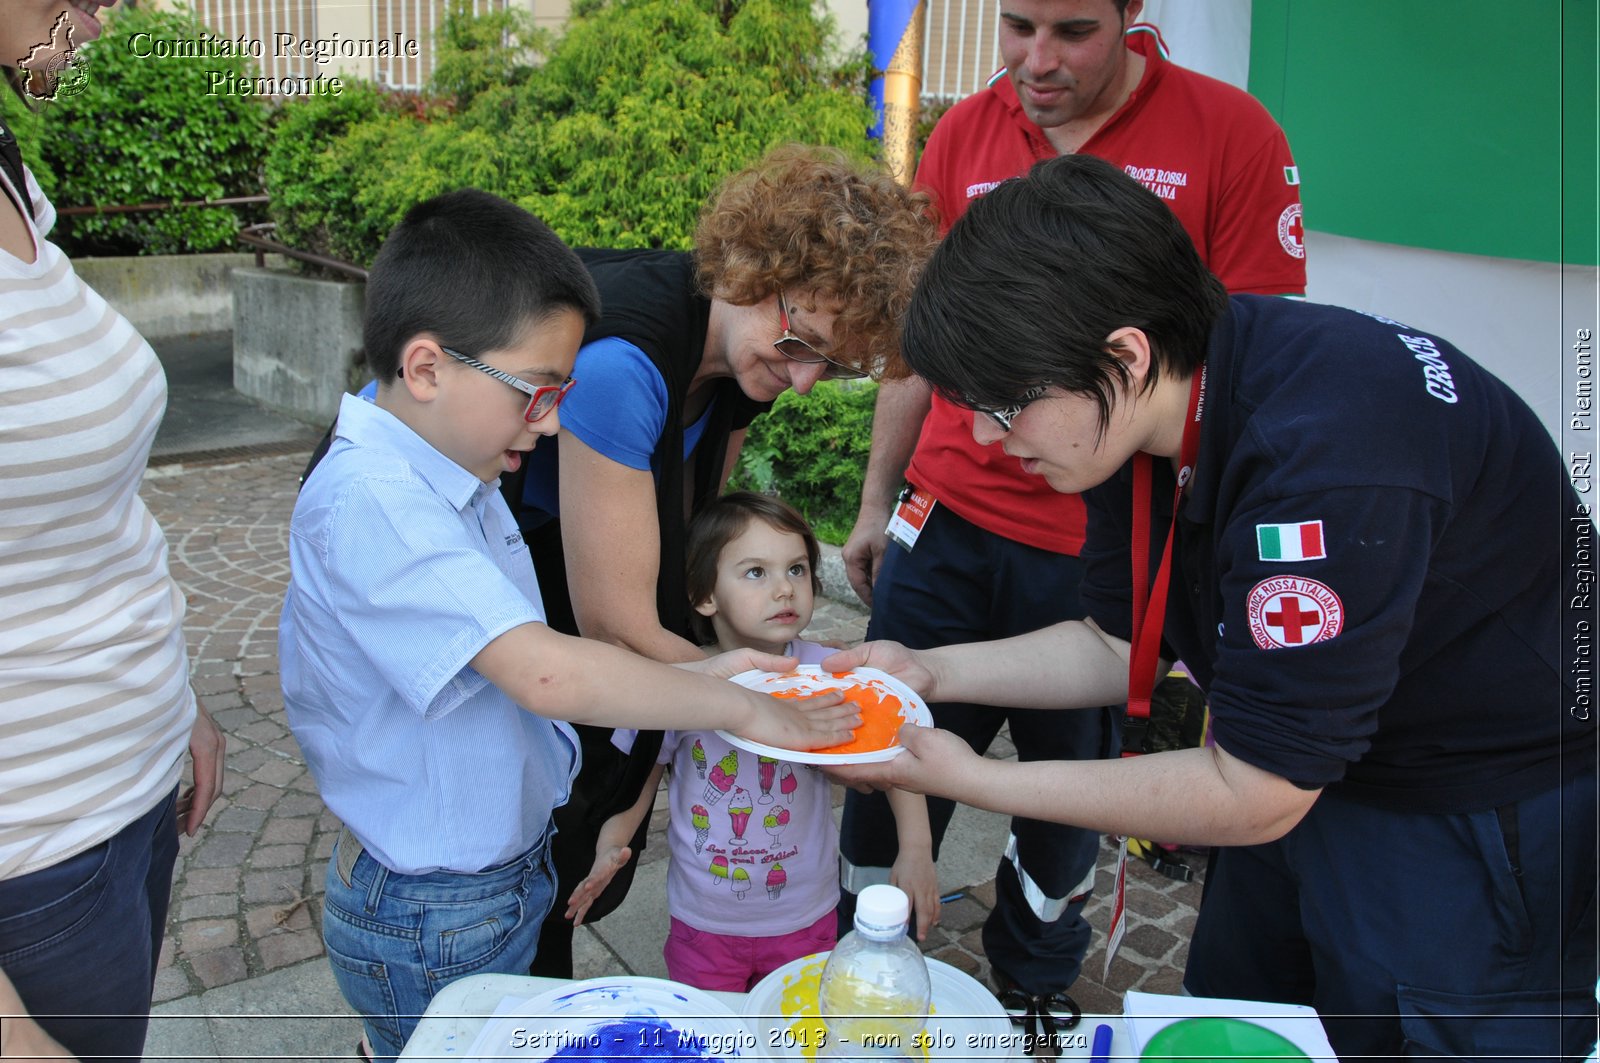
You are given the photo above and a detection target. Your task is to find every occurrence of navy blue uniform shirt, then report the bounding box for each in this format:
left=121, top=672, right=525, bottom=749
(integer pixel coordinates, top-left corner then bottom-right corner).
left=1081, top=296, right=1593, bottom=813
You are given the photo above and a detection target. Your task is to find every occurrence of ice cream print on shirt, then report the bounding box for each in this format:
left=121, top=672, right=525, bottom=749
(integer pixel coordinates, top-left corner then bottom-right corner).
left=690, top=805, right=711, bottom=853
left=670, top=732, right=830, bottom=913
left=704, top=748, right=739, bottom=804
left=726, top=788, right=754, bottom=846
left=757, top=756, right=778, bottom=803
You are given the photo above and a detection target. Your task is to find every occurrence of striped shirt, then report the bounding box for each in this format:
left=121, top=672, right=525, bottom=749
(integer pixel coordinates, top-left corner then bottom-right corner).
left=0, top=165, right=195, bottom=880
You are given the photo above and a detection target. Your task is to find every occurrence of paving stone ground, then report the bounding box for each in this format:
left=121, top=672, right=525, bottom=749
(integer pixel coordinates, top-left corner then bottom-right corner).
left=140, top=449, right=1202, bottom=1016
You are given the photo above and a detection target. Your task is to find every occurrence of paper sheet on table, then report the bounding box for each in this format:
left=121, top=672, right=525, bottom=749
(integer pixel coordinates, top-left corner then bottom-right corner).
left=1121, top=991, right=1338, bottom=1061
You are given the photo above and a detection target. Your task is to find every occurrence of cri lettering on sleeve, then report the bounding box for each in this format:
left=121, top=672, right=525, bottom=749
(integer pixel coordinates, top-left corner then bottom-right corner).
left=1397, top=333, right=1458, bottom=404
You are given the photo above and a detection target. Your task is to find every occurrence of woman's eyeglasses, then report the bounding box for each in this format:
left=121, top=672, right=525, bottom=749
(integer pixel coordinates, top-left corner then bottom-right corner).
left=774, top=291, right=866, bottom=381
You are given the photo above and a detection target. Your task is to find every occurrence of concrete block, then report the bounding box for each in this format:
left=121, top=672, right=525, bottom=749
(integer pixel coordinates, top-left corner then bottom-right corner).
left=232, top=267, right=364, bottom=424
left=75, top=253, right=280, bottom=341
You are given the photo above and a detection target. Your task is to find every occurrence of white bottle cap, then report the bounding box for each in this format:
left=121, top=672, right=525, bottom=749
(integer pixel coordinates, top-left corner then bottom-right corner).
left=854, top=884, right=911, bottom=936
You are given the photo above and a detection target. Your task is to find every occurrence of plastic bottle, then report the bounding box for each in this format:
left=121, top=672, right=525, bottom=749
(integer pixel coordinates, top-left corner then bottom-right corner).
left=818, top=884, right=932, bottom=1062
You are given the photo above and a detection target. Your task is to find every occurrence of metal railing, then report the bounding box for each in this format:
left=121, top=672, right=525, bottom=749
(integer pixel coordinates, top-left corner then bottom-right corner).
left=187, top=0, right=508, bottom=93
left=194, top=0, right=319, bottom=86
left=237, top=221, right=369, bottom=280
left=181, top=0, right=1000, bottom=101
left=56, top=194, right=270, bottom=218
left=921, top=0, right=1003, bottom=101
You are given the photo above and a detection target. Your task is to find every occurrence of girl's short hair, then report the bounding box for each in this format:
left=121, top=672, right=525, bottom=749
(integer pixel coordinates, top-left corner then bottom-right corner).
left=686, top=492, right=823, bottom=644
left=693, top=144, right=938, bottom=380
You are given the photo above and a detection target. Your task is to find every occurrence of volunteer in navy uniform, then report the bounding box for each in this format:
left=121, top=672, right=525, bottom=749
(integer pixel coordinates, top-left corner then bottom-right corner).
left=826, top=154, right=1596, bottom=1061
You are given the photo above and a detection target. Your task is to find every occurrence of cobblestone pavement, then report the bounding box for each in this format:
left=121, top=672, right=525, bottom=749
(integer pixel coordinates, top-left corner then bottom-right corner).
left=140, top=449, right=1202, bottom=1017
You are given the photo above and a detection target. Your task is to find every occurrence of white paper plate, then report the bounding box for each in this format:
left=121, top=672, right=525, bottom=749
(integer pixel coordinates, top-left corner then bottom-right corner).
left=717, top=666, right=933, bottom=765
left=741, top=953, right=1016, bottom=1060
left=467, top=976, right=755, bottom=1062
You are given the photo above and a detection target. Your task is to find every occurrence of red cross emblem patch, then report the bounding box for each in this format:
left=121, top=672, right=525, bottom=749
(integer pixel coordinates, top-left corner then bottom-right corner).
left=1246, top=576, right=1344, bottom=650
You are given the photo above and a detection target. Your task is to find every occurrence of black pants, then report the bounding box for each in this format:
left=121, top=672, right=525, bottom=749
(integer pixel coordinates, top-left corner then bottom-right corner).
left=838, top=503, right=1117, bottom=994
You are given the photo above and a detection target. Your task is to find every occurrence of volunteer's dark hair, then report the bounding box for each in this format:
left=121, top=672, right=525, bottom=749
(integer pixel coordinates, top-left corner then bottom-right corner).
left=364, top=188, right=601, bottom=380
left=901, top=153, right=1226, bottom=437
left=686, top=492, right=823, bottom=645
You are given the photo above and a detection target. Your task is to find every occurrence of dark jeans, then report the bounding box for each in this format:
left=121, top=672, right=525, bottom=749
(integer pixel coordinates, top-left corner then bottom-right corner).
left=1186, top=761, right=1599, bottom=1060
left=838, top=503, right=1117, bottom=994
left=0, top=787, right=179, bottom=1062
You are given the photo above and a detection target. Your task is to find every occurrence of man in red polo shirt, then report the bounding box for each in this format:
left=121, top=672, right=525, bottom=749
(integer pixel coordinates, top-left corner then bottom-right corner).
left=839, top=0, right=1306, bottom=1013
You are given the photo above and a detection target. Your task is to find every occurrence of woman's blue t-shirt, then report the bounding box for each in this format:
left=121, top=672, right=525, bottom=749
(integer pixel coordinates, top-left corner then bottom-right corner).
left=518, top=336, right=715, bottom=519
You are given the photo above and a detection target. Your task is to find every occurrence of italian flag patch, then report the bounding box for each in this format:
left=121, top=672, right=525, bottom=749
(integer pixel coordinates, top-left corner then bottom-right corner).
left=1284, top=165, right=1300, bottom=186
left=1257, top=520, right=1325, bottom=562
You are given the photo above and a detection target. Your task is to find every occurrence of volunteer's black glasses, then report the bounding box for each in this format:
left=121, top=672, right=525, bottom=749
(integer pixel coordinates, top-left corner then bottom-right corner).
left=440, top=346, right=575, bottom=422
left=974, top=386, right=1047, bottom=432
left=774, top=291, right=866, bottom=381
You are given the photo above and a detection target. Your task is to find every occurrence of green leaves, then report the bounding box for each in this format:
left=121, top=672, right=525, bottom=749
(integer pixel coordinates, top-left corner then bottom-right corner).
left=728, top=379, right=878, bottom=545
left=264, top=0, right=876, bottom=265
left=22, top=4, right=271, bottom=255
left=2, top=0, right=888, bottom=265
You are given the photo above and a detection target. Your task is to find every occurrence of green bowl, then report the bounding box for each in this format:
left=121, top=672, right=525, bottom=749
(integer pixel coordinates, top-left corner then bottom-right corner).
left=1141, top=1017, right=1311, bottom=1061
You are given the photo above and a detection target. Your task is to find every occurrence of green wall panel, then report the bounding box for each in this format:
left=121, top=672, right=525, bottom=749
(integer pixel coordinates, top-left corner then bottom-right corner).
left=1249, top=1, right=1595, bottom=266
left=1565, top=0, right=1599, bottom=267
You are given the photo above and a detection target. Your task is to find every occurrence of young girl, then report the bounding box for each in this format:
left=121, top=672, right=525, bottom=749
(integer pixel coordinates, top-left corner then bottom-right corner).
left=566, top=492, right=939, bottom=990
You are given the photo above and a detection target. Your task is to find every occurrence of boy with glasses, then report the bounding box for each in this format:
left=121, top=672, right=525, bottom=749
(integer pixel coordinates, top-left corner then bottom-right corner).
left=278, top=188, right=857, bottom=1061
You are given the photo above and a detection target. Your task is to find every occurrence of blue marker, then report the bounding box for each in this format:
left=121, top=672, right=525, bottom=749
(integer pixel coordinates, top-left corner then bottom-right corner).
left=1090, top=1023, right=1113, bottom=1063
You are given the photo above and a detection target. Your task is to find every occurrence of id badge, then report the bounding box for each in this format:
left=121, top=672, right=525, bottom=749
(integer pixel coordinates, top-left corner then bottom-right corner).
left=885, top=487, right=936, bottom=551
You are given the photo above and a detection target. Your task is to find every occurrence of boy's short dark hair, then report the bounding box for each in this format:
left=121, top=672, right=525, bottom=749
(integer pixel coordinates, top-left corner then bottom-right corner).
left=901, top=154, right=1227, bottom=439
left=686, top=492, right=823, bottom=645
left=363, top=189, right=601, bottom=380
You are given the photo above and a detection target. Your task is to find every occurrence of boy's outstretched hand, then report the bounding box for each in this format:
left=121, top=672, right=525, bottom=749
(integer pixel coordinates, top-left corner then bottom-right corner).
left=735, top=688, right=858, bottom=752
left=675, top=648, right=861, bottom=751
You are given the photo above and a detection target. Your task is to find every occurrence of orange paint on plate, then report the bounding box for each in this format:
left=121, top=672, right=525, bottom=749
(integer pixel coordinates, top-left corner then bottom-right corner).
left=770, top=682, right=906, bottom=755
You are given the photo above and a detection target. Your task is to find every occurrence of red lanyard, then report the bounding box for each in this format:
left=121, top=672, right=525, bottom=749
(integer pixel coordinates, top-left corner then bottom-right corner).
left=1127, top=366, right=1206, bottom=720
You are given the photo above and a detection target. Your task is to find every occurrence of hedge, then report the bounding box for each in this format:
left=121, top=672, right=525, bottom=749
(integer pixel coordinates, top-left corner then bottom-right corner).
left=729, top=379, right=877, bottom=545
left=264, top=0, right=877, bottom=268
left=10, top=4, right=271, bottom=255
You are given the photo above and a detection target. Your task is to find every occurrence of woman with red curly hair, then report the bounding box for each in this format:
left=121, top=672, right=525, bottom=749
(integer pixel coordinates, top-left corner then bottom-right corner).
left=505, top=143, right=937, bottom=975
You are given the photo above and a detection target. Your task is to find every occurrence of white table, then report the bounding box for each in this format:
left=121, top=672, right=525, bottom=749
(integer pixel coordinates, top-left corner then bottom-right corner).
left=399, top=974, right=1134, bottom=1061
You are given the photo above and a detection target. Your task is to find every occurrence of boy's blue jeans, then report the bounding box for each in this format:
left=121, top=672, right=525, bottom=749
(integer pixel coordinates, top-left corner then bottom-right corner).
left=0, top=787, right=178, bottom=1063
left=322, top=825, right=557, bottom=1061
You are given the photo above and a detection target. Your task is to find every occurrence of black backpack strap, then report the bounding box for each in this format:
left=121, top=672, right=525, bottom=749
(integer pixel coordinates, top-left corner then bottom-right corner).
left=300, top=422, right=336, bottom=488
left=0, top=118, right=37, bottom=222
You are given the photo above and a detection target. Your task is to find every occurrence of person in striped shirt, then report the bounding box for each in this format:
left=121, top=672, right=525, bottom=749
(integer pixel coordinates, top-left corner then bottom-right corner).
left=0, top=4, right=226, bottom=1060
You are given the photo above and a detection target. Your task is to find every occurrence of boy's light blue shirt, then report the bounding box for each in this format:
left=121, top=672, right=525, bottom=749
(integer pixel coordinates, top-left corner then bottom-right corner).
left=279, top=393, right=578, bottom=875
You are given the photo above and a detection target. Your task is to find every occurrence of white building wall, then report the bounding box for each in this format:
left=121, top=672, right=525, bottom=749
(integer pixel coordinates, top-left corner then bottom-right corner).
left=1305, top=232, right=1597, bottom=449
